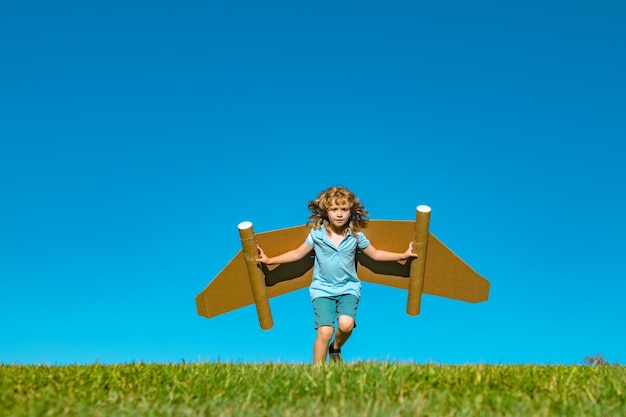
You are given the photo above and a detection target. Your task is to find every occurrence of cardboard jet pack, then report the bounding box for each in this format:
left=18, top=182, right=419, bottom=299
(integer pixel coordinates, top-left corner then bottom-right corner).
left=196, top=206, right=490, bottom=329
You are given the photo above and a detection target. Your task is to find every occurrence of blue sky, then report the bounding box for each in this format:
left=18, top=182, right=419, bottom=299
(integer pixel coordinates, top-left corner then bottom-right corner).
left=1, top=1, right=624, bottom=365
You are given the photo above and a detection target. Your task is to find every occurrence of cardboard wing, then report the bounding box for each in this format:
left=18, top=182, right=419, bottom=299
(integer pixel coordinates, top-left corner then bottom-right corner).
left=195, top=224, right=313, bottom=321
left=354, top=220, right=489, bottom=304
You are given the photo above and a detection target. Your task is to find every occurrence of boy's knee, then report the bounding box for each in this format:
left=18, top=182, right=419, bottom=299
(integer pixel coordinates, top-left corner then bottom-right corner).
left=337, top=316, right=355, bottom=333
left=316, top=325, right=334, bottom=341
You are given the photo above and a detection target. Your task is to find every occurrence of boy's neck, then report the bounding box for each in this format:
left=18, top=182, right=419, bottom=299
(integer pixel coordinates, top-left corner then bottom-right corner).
left=327, top=223, right=347, bottom=236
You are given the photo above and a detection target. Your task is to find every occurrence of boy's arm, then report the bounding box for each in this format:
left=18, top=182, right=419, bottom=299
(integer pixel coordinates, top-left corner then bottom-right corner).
left=361, top=242, right=417, bottom=262
left=257, top=242, right=313, bottom=265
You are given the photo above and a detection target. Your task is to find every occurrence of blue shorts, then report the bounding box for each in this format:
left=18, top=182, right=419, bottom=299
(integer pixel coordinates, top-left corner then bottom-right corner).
left=312, top=294, right=359, bottom=329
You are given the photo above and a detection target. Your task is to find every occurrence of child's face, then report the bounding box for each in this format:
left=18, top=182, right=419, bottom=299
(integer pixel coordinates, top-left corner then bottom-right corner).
left=327, top=199, right=351, bottom=229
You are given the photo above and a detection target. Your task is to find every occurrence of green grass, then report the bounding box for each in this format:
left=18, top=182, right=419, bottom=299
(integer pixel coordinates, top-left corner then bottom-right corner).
left=2, top=362, right=625, bottom=416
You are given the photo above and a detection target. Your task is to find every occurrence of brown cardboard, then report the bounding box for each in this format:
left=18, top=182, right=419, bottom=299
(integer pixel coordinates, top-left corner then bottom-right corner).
left=238, top=222, right=273, bottom=330
left=195, top=224, right=312, bottom=320
left=196, top=217, right=490, bottom=328
left=407, top=206, right=431, bottom=316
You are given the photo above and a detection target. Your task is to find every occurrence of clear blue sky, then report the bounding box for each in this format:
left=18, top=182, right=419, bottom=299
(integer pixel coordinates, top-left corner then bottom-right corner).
left=2, top=1, right=624, bottom=365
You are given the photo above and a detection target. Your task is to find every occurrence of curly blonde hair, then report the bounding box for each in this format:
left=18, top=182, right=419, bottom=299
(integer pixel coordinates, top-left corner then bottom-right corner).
left=307, top=186, right=369, bottom=235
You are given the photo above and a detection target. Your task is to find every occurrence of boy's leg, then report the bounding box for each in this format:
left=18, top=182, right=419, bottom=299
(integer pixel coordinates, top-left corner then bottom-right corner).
left=312, top=297, right=336, bottom=363
left=330, top=294, right=359, bottom=351
left=313, top=326, right=334, bottom=363
left=331, top=315, right=355, bottom=350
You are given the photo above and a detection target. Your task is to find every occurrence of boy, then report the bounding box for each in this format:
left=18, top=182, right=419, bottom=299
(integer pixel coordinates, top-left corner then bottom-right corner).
left=257, top=186, right=416, bottom=363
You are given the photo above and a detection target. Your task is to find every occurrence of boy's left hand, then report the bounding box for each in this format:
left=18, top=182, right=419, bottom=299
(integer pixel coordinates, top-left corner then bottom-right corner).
left=256, top=245, right=270, bottom=264
left=405, top=242, right=418, bottom=259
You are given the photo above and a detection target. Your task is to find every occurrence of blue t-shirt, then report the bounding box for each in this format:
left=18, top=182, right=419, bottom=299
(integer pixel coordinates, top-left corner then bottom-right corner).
left=305, top=225, right=371, bottom=301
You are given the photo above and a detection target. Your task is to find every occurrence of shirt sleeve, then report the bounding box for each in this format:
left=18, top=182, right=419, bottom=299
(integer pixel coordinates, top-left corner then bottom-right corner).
left=305, top=230, right=314, bottom=247
left=356, top=232, right=370, bottom=249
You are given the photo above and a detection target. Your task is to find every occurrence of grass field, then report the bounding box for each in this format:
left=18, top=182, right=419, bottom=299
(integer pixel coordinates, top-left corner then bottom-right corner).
left=2, top=362, right=625, bottom=416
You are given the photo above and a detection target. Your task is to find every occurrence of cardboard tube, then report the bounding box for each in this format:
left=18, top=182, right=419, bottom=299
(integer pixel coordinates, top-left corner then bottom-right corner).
left=407, top=205, right=431, bottom=316
left=238, top=221, right=273, bottom=330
